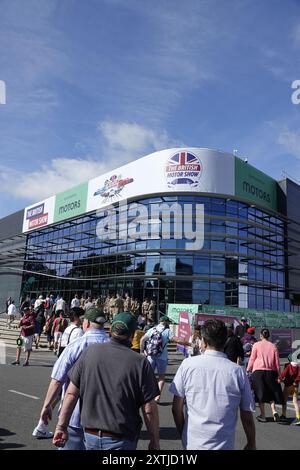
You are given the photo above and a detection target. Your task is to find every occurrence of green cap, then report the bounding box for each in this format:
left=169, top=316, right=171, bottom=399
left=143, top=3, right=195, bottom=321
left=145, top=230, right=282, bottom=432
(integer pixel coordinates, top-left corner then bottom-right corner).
left=84, top=308, right=106, bottom=324
left=160, top=315, right=172, bottom=323
left=111, top=312, right=137, bottom=335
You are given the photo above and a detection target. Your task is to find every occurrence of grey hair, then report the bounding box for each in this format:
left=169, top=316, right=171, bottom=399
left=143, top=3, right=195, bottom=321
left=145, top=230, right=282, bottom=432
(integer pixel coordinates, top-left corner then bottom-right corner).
left=90, top=322, right=104, bottom=330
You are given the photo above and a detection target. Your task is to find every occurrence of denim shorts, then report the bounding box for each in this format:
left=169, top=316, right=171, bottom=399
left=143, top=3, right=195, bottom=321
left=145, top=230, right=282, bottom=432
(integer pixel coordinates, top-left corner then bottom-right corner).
left=147, top=356, right=168, bottom=375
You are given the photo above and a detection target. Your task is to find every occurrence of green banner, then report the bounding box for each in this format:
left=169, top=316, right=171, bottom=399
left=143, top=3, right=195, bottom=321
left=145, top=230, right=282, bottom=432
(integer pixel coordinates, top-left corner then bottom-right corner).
left=201, top=304, right=297, bottom=328
left=167, top=303, right=299, bottom=328
left=201, top=305, right=250, bottom=317
left=246, top=311, right=266, bottom=328
left=54, top=182, right=88, bottom=223
left=294, top=313, right=300, bottom=328
left=280, top=316, right=294, bottom=328
left=264, top=311, right=280, bottom=328
left=235, top=157, right=278, bottom=211
left=167, top=304, right=199, bottom=324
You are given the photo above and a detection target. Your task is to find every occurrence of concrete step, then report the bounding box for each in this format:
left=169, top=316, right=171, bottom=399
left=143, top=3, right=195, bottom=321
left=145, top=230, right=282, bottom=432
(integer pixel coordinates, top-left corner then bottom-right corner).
left=0, top=317, right=178, bottom=351
left=0, top=317, right=48, bottom=347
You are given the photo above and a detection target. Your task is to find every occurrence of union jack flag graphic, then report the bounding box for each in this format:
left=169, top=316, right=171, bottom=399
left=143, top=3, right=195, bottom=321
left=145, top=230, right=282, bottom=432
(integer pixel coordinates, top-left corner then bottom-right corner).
left=168, top=151, right=201, bottom=168
left=165, top=151, right=202, bottom=188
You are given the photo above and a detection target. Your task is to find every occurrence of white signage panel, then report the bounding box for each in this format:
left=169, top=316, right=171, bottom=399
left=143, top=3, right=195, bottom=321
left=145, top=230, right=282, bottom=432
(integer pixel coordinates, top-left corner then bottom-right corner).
left=22, top=196, right=55, bottom=233
left=87, top=148, right=235, bottom=213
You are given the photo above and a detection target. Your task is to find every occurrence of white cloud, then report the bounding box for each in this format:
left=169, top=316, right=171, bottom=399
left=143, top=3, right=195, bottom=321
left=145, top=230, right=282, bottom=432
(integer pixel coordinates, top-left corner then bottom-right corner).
left=0, top=158, right=101, bottom=201
left=278, top=128, right=300, bottom=158
left=99, top=121, right=179, bottom=155
left=0, top=121, right=181, bottom=202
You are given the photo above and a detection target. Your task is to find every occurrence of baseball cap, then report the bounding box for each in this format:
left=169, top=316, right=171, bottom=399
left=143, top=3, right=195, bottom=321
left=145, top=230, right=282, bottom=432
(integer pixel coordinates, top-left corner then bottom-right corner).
left=241, top=316, right=246, bottom=321
left=160, top=315, right=172, bottom=323
left=111, top=312, right=137, bottom=335
left=84, top=308, right=106, bottom=325
left=247, top=327, right=255, bottom=334
left=39, top=295, right=43, bottom=299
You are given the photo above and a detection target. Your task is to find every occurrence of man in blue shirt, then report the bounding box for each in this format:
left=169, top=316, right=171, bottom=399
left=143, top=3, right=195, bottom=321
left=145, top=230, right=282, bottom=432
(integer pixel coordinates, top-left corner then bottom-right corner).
left=33, top=308, right=110, bottom=449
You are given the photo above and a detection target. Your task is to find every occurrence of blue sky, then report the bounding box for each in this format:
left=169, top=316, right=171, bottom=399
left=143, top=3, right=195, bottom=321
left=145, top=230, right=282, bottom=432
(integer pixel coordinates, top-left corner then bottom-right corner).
left=0, top=0, right=300, bottom=218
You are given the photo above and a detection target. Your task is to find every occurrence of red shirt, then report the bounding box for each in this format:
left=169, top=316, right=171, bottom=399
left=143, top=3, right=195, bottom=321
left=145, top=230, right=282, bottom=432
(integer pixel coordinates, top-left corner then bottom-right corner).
left=278, top=363, right=300, bottom=387
left=20, top=314, right=35, bottom=337
left=52, top=317, right=68, bottom=333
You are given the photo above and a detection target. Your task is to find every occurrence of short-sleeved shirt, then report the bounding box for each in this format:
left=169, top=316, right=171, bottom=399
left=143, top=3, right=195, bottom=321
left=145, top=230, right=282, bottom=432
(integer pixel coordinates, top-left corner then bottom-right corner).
left=145, top=324, right=174, bottom=361
left=7, top=304, right=17, bottom=316
left=131, top=329, right=145, bottom=350
left=70, top=298, right=80, bottom=308
left=60, top=324, right=83, bottom=347
left=169, top=350, right=254, bottom=450
left=52, top=317, right=68, bottom=333
left=20, top=314, right=35, bottom=337
left=52, top=328, right=110, bottom=428
left=56, top=299, right=66, bottom=312
left=68, top=339, right=159, bottom=440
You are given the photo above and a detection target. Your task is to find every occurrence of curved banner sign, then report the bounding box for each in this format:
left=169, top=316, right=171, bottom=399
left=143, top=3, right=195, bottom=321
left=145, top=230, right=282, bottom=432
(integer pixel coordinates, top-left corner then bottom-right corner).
left=22, top=148, right=279, bottom=233
left=86, top=148, right=235, bottom=213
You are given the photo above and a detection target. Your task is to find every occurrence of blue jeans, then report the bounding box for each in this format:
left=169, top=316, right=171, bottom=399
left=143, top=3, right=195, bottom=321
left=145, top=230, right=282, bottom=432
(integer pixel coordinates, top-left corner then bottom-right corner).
left=59, top=426, right=86, bottom=450
left=84, top=432, right=137, bottom=450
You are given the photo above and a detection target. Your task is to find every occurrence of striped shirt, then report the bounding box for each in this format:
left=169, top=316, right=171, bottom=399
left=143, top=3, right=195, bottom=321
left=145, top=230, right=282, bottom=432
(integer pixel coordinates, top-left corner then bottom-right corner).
left=51, top=328, right=110, bottom=428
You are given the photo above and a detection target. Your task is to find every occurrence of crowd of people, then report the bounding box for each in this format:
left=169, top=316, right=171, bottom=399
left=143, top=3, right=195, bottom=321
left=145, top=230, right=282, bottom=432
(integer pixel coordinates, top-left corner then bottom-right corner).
left=7, top=292, right=164, bottom=357
left=9, top=293, right=165, bottom=324
left=6, top=294, right=300, bottom=450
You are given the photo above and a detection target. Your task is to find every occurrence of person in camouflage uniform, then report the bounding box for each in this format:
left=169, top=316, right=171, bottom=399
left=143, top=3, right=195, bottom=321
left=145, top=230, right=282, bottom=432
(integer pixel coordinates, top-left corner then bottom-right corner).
left=123, top=293, right=132, bottom=312
left=148, top=299, right=157, bottom=323
left=114, top=293, right=124, bottom=317
left=108, top=294, right=116, bottom=323
left=131, top=299, right=140, bottom=318
left=103, top=295, right=110, bottom=321
left=142, top=298, right=150, bottom=320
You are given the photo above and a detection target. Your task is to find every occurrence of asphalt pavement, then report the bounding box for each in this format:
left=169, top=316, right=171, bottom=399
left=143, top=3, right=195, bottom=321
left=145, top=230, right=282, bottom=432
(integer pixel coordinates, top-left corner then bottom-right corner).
left=0, top=345, right=300, bottom=451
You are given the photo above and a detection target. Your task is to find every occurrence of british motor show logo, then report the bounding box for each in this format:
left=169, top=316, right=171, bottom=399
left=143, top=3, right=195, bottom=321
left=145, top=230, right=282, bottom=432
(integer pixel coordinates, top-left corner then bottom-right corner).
left=93, top=174, right=134, bottom=203
left=165, top=151, right=202, bottom=188
left=26, top=203, right=48, bottom=229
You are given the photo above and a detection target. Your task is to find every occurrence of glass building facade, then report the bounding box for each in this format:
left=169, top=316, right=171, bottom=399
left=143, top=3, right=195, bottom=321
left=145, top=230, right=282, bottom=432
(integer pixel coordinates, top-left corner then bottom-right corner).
left=21, top=194, right=290, bottom=311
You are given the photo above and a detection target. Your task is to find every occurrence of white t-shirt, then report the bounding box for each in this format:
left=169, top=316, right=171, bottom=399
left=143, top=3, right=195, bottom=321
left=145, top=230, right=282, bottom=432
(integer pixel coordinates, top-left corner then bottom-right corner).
left=56, top=299, right=66, bottom=312
left=71, top=298, right=80, bottom=308
left=8, top=304, right=17, bottom=316
left=60, top=324, right=83, bottom=347
left=34, top=299, right=44, bottom=309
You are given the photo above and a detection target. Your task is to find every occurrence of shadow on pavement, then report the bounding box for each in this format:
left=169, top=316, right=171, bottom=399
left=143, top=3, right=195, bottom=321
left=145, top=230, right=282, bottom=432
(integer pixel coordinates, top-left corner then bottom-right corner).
left=0, top=441, right=25, bottom=450
left=24, top=364, right=54, bottom=368
left=0, top=428, right=15, bottom=437
left=0, top=428, right=25, bottom=450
